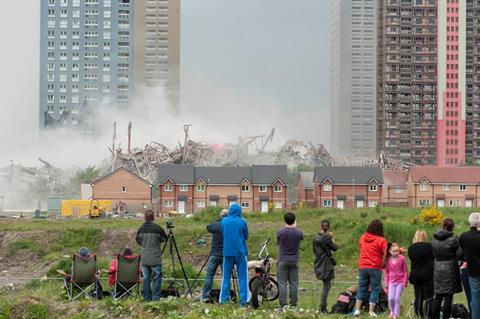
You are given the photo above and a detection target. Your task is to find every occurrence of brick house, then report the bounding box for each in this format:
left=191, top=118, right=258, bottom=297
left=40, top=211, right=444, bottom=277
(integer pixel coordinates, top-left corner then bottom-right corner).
left=314, top=167, right=384, bottom=209
left=382, top=170, right=408, bottom=207
left=296, top=172, right=315, bottom=208
left=91, top=167, right=153, bottom=213
left=158, top=165, right=288, bottom=214
left=406, top=166, right=480, bottom=208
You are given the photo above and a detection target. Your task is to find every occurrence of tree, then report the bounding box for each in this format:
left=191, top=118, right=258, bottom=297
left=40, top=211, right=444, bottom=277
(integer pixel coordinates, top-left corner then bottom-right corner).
left=64, top=166, right=101, bottom=199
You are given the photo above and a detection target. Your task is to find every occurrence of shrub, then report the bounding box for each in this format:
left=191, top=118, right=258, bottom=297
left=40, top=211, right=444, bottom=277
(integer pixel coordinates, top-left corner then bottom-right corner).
left=25, top=303, right=50, bottom=319
left=419, top=205, right=444, bottom=226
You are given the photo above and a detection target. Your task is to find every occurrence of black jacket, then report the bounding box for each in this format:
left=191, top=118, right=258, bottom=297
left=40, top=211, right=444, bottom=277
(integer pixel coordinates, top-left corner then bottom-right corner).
left=207, top=220, right=223, bottom=257
left=408, top=242, right=434, bottom=285
left=431, top=229, right=463, bottom=294
left=313, top=233, right=338, bottom=281
left=459, top=228, right=480, bottom=278
left=136, top=222, right=167, bottom=266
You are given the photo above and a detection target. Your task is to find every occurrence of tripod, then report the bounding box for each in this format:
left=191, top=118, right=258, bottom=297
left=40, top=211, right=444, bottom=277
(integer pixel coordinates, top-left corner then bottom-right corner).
left=161, top=226, right=193, bottom=298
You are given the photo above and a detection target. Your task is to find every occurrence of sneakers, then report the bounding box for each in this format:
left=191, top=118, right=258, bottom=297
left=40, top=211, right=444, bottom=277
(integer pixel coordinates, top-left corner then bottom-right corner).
left=353, top=309, right=361, bottom=317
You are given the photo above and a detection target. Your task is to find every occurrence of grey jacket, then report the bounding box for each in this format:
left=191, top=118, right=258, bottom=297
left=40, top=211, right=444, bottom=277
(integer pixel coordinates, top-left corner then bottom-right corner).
left=313, top=233, right=338, bottom=281
left=431, top=229, right=463, bottom=294
left=136, top=222, right=168, bottom=266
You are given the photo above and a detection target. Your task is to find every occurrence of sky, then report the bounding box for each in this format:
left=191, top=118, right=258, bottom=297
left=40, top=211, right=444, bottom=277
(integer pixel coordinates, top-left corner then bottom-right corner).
left=0, top=0, right=331, bottom=167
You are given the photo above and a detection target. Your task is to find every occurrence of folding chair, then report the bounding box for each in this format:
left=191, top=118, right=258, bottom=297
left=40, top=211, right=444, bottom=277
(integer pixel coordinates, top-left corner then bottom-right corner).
left=112, top=254, right=141, bottom=300
left=58, top=254, right=98, bottom=301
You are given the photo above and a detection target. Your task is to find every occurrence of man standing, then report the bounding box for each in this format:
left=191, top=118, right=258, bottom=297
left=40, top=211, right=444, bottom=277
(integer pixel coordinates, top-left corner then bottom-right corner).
left=220, top=203, right=250, bottom=307
left=277, top=212, right=304, bottom=308
left=459, top=212, right=480, bottom=319
left=201, top=209, right=228, bottom=302
left=136, top=210, right=167, bottom=301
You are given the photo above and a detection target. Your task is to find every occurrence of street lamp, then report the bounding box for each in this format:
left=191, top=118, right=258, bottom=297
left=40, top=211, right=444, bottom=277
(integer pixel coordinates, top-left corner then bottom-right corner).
left=352, top=178, right=355, bottom=207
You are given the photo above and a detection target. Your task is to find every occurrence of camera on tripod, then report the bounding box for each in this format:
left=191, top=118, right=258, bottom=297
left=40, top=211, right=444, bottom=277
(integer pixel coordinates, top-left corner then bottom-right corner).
left=166, top=221, right=175, bottom=229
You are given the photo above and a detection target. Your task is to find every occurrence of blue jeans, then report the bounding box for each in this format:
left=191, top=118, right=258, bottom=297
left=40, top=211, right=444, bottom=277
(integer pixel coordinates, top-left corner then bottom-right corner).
left=357, top=268, right=382, bottom=304
left=462, top=268, right=472, bottom=314
left=469, top=276, right=480, bottom=319
left=202, top=255, right=223, bottom=301
left=142, top=265, right=162, bottom=301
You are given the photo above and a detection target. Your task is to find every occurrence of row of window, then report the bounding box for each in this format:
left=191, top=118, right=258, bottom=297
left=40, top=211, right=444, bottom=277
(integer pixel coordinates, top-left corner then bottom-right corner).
left=419, top=183, right=467, bottom=191
left=163, top=184, right=283, bottom=193
left=420, top=198, right=474, bottom=208
left=162, top=200, right=283, bottom=209
left=322, top=199, right=377, bottom=208
left=322, top=184, right=378, bottom=192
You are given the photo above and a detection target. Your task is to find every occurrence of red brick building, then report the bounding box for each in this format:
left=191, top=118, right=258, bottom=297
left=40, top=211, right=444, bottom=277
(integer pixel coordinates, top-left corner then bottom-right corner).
left=295, top=172, right=315, bottom=208
left=158, top=165, right=288, bottom=214
left=91, top=167, right=153, bottom=213
left=382, top=170, right=408, bottom=207
left=313, top=167, right=384, bottom=209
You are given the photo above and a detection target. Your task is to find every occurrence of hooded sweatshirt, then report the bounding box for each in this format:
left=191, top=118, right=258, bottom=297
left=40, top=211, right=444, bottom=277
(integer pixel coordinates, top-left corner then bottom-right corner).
left=221, top=204, right=248, bottom=257
left=358, top=232, right=387, bottom=270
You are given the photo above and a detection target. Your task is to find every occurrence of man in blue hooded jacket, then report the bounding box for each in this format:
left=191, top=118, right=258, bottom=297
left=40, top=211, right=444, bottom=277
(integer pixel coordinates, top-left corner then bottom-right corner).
left=220, top=203, right=250, bottom=306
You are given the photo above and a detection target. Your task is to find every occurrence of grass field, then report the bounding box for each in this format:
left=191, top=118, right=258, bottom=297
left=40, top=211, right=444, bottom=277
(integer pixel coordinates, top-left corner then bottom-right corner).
left=0, top=206, right=474, bottom=318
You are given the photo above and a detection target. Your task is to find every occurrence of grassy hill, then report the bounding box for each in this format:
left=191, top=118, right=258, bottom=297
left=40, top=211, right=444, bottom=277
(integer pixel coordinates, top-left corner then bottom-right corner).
left=0, top=206, right=475, bottom=318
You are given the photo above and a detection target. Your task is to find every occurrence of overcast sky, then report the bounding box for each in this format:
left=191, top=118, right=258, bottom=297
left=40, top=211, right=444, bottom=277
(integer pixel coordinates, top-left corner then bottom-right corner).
left=0, top=0, right=331, bottom=166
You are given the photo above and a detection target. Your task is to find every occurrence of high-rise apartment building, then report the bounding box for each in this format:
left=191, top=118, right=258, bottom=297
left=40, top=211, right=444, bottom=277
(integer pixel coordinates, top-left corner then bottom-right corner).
left=377, top=0, right=480, bottom=166
left=377, top=0, right=438, bottom=165
left=133, top=0, right=180, bottom=110
left=330, top=0, right=377, bottom=158
left=39, top=0, right=135, bottom=134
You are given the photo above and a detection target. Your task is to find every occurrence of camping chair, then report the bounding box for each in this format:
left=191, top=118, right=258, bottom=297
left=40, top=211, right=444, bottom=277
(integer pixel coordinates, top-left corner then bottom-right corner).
left=112, top=254, right=141, bottom=300
left=57, top=254, right=98, bottom=301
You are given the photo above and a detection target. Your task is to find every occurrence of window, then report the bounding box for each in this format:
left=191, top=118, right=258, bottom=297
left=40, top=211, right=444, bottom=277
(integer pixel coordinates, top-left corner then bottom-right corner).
left=197, top=200, right=205, bottom=208
left=179, top=185, right=188, bottom=192
left=449, top=200, right=461, bottom=207
left=323, top=184, right=332, bottom=192
left=241, top=185, right=249, bottom=192
left=368, top=200, right=377, bottom=208
left=259, top=185, right=267, bottom=192
left=369, top=184, right=378, bottom=192
left=164, top=200, right=173, bottom=208
left=419, top=199, right=430, bottom=207
left=420, top=182, right=428, bottom=191
left=323, top=200, right=332, bottom=208
left=443, top=184, right=451, bottom=191
left=274, top=201, right=283, bottom=209
left=459, top=185, right=466, bottom=191
left=164, top=184, right=172, bottom=192
left=197, top=184, right=205, bottom=192
left=274, top=185, right=282, bottom=192
left=394, top=187, right=403, bottom=193
left=122, top=186, right=127, bottom=193
left=241, top=202, right=250, bottom=208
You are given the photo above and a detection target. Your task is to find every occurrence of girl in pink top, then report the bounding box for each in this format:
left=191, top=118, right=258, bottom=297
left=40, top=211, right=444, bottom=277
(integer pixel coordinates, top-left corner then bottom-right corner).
left=384, top=243, right=408, bottom=319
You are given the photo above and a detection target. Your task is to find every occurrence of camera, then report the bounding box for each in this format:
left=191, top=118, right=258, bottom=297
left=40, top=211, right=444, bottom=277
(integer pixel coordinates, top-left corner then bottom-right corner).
left=166, top=221, right=175, bottom=229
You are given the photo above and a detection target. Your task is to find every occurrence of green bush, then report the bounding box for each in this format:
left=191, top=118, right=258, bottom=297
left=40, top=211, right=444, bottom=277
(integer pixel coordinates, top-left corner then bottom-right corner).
left=6, top=240, right=46, bottom=256
left=25, top=303, right=50, bottom=319
left=0, top=300, right=11, bottom=319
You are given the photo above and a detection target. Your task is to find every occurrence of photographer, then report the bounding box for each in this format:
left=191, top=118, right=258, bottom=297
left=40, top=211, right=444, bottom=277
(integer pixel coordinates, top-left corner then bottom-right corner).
left=201, top=209, right=228, bottom=302
left=136, top=210, right=167, bottom=301
left=313, top=220, right=338, bottom=313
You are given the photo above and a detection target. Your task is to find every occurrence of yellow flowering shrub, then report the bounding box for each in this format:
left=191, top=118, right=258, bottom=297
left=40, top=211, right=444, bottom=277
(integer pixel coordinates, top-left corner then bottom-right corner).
left=419, top=205, right=444, bottom=226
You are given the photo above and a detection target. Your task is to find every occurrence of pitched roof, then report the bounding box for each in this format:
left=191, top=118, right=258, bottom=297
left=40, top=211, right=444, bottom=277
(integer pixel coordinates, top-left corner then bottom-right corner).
left=91, top=167, right=152, bottom=186
left=314, top=166, right=384, bottom=184
left=195, top=167, right=252, bottom=184
left=382, top=170, right=407, bottom=187
left=299, top=171, right=314, bottom=189
left=158, top=165, right=195, bottom=184
left=408, top=166, right=480, bottom=184
left=251, top=165, right=288, bottom=185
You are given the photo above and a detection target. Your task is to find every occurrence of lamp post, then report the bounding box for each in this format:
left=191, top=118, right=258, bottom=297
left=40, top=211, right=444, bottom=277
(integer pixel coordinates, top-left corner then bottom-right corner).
left=352, top=178, right=355, bottom=208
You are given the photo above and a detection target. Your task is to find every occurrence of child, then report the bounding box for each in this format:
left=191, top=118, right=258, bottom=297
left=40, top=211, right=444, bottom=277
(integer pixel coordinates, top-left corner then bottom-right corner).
left=384, top=243, right=408, bottom=319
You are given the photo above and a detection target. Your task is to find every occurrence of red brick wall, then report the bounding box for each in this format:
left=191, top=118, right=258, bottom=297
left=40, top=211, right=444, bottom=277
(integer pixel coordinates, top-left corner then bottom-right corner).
left=316, top=183, right=382, bottom=208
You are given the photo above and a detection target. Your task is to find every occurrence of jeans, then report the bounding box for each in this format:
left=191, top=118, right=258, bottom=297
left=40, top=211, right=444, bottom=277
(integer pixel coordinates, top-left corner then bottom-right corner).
left=201, top=255, right=223, bottom=301
left=388, top=283, right=404, bottom=317
left=277, top=261, right=299, bottom=307
left=432, top=293, right=453, bottom=319
left=462, top=268, right=473, bottom=314
left=469, top=276, right=480, bottom=319
left=141, top=265, right=162, bottom=301
left=412, top=278, right=434, bottom=319
left=357, top=268, right=382, bottom=305
left=320, top=278, right=332, bottom=310
left=220, top=256, right=250, bottom=307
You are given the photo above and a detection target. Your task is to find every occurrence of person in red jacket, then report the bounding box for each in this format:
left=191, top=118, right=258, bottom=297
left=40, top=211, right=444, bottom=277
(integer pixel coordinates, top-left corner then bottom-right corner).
left=108, top=248, right=136, bottom=289
left=354, top=219, right=388, bottom=317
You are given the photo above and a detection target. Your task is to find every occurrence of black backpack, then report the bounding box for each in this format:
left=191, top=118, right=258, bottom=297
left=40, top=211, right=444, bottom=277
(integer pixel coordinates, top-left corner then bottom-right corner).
left=451, top=304, right=470, bottom=319
left=330, top=290, right=356, bottom=314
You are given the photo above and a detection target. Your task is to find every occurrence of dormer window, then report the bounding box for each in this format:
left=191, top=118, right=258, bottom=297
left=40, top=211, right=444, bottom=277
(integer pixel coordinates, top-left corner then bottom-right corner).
left=164, top=184, right=172, bottom=192
left=241, top=185, right=249, bottom=192
left=420, top=182, right=428, bottom=191
left=323, top=184, right=332, bottom=192
left=369, top=184, right=378, bottom=192
left=197, top=183, right=205, bottom=192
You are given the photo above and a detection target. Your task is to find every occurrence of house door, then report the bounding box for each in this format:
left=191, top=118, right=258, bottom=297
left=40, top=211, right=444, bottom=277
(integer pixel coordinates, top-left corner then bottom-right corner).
left=261, top=201, right=268, bottom=213
left=465, top=200, right=473, bottom=208
left=177, top=201, right=186, bottom=214
left=437, top=200, right=445, bottom=207
left=229, top=201, right=236, bottom=207
left=356, top=200, right=364, bottom=208
left=337, top=200, right=344, bottom=209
